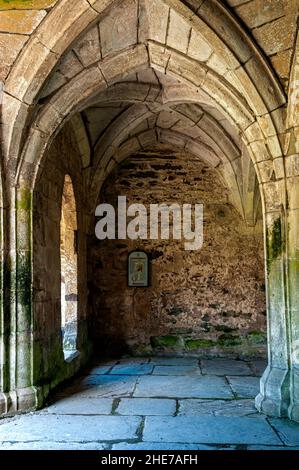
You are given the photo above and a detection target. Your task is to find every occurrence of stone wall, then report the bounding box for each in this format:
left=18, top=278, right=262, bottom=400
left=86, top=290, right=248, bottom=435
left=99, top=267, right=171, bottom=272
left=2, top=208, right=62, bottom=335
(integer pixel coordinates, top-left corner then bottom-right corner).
left=33, top=122, right=90, bottom=388
left=88, top=147, right=266, bottom=358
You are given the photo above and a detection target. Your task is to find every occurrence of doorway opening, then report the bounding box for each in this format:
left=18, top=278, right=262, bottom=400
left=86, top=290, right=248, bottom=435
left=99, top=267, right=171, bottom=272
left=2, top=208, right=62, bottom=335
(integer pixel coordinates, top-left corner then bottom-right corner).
left=60, top=174, right=78, bottom=359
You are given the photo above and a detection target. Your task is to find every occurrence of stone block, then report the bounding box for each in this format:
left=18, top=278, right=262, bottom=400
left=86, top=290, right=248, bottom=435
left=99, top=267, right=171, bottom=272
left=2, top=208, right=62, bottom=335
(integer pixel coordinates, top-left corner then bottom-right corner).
left=139, top=0, right=169, bottom=44
left=0, top=33, right=28, bottom=81
left=253, top=15, right=297, bottom=56
left=0, top=414, right=141, bottom=442
left=99, top=44, right=148, bottom=84
left=44, top=396, right=113, bottom=415
left=73, top=25, right=101, bottom=67
left=143, top=415, right=281, bottom=445
left=269, top=418, right=299, bottom=446
left=100, top=0, right=138, bottom=57
left=167, top=9, right=190, bottom=54
left=134, top=375, right=233, bottom=399
left=109, top=364, right=153, bottom=375
left=116, top=398, right=176, bottom=416
left=187, top=29, right=213, bottom=62
left=227, top=376, right=260, bottom=398
left=178, top=398, right=258, bottom=417
left=0, top=10, right=46, bottom=34
left=201, top=359, right=252, bottom=376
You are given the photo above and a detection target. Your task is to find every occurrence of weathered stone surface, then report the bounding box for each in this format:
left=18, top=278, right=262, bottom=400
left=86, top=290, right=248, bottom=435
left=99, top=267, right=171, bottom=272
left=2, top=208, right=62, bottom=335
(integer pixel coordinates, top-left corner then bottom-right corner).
left=143, top=416, right=281, bottom=445
left=112, top=442, right=219, bottom=450
left=153, top=365, right=200, bottom=375
left=88, top=365, right=113, bottom=375
left=58, top=375, right=138, bottom=398
left=227, top=376, right=260, bottom=398
left=0, top=0, right=57, bottom=9
left=44, top=397, right=113, bottom=415
left=250, top=360, right=267, bottom=377
left=109, top=364, right=154, bottom=375
left=90, top=151, right=265, bottom=357
left=100, top=0, right=138, bottom=57
left=150, top=357, right=197, bottom=366
left=0, top=33, right=28, bottom=80
left=0, top=10, right=46, bottom=34
left=134, top=375, right=233, bottom=399
left=178, top=398, right=259, bottom=417
left=0, top=415, right=141, bottom=442
left=116, top=398, right=176, bottom=416
left=139, top=0, right=169, bottom=44
left=73, top=25, right=101, bottom=67
left=0, top=442, right=107, bottom=450
left=187, top=29, right=213, bottom=62
left=252, top=15, right=297, bottom=56
left=269, top=418, right=299, bottom=446
left=201, top=359, right=253, bottom=376
left=235, top=0, right=289, bottom=29
left=167, top=9, right=190, bottom=54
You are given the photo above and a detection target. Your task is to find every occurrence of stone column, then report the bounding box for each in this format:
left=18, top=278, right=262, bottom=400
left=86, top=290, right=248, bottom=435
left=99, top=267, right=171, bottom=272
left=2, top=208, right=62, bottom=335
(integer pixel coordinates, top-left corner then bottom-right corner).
left=286, top=155, right=299, bottom=422
left=6, top=186, right=39, bottom=413
left=255, top=181, right=291, bottom=418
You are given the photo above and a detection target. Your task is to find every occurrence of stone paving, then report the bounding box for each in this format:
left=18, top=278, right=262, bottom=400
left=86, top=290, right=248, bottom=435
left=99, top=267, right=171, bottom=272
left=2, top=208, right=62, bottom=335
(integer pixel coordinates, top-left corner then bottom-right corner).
left=1, top=357, right=299, bottom=450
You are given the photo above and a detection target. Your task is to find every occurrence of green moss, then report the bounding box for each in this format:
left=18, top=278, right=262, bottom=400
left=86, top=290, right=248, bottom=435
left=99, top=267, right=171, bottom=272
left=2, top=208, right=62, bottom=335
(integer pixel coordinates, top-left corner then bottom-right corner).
left=218, top=334, right=243, bottom=347
left=16, top=189, right=32, bottom=211
left=214, top=325, right=236, bottom=333
left=247, top=331, right=267, bottom=345
left=266, top=217, right=285, bottom=272
left=185, top=338, right=216, bottom=350
left=151, top=335, right=182, bottom=348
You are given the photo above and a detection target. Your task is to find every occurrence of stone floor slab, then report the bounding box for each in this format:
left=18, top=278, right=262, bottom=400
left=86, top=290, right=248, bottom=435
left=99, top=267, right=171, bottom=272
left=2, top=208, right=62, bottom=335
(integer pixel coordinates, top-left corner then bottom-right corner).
left=0, top=415, right=141, bottom=442
left=116, top=398, right=176, bottom=416
left=153, top=365, right=201, bottom=376
left=0, top=441, right=107, bottom=450
left=249, top=360, right=267, bottom=377
left=201, top=359, right=252, bottom=376
left=109, top=364, right=154, bottom=375
left=143, top=416, right=282, bottom=445
left=88, top=365, right=113, bottom=375
left=134, top=375, right=233, bottom=399
left=269, top=418, right=299, bottom=446
left=119, top=357, right=151, bottom=364
left=112, top=442, right=231, bottom=450
left=227, top=376, right=260, bottom=398
left=44, top=397, right=113, bottom=415
left=56, top=375, right=138, bottom=398
left=178, top=399, right=259, bottom=417
left=247, top=445, right=299, bottom=450
left=149, top=357, right=199, bottom=366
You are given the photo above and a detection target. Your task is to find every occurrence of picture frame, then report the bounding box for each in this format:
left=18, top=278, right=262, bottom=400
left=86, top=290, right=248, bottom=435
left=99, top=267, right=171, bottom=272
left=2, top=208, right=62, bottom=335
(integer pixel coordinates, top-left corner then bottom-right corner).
left=128, top=250, right=149, bottom=287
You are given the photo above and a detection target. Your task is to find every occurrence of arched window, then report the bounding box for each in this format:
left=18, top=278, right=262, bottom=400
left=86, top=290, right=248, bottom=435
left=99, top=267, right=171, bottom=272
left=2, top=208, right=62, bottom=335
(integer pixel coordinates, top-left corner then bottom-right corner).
left=60, top=175, right=78, bottom=358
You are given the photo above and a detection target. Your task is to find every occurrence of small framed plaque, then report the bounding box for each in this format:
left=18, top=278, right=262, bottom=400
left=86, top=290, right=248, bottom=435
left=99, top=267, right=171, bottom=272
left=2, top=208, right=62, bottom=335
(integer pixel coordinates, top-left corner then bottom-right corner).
left=128, top=251, right=149, bottom=287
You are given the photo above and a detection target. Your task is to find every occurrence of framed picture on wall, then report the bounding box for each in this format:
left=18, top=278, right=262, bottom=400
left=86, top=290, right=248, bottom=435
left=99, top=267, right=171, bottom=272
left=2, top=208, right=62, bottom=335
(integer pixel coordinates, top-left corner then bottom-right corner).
left=128, top=251, right=149, bottom=287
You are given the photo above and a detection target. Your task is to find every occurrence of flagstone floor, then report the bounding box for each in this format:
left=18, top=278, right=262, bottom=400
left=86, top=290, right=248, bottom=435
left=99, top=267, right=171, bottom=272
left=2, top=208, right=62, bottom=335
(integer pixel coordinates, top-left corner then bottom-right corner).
left=1, top=356, right=299, bottom=450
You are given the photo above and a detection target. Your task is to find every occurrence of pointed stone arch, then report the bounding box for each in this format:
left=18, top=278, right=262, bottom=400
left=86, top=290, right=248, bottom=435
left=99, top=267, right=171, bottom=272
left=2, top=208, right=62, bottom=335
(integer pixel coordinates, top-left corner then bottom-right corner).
left=0, top=0, right=295, bottom=419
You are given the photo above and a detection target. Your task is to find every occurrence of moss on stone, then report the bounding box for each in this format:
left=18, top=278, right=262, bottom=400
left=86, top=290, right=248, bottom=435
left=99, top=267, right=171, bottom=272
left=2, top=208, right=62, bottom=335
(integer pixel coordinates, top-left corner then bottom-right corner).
left=218, top=334, right=243, bottom=347
left=185, top=338, right=216, bottom=350
left=151, top=335, right=183, bottom=348
left=247, top=331, right=267, bottom=345
left=266, top=217, right=285, bottom=272
left=16, top=189, right=32, bottom=212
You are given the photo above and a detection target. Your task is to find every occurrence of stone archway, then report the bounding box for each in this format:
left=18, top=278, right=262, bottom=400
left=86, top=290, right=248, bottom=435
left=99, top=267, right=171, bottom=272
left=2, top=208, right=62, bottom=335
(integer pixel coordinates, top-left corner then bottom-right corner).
left=0, top=0, right=295, bottom=422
